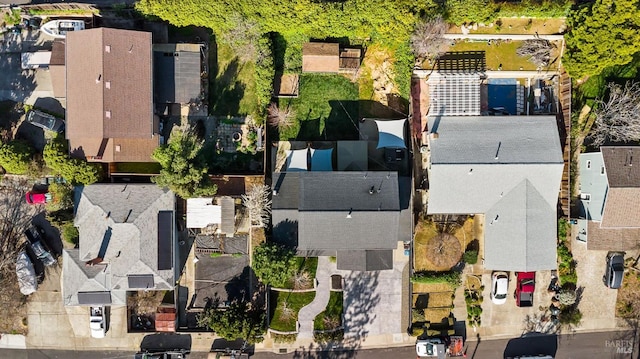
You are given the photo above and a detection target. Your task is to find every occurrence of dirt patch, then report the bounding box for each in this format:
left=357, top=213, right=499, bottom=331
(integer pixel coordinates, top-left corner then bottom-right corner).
left=0, top=100, right=25, bottom=141
left=415, top=217, right=475, bottom=271
left=448, top=18, right=566, bottom=35
left=616, top=265, right=640, bottom=318
left=0, top=279, right=28, bottom=334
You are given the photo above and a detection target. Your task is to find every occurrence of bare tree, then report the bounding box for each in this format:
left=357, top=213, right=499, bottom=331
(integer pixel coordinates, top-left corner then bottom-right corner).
left=242, top=184, right=272, bottom=228
left=220, top=13, right=261, bottom=63
left=267, top=103, right=295, bottom=129
left=279, top=301, right=295, bottom=321
left=410, top=16, right=449, bottom=61
left=589, top=82, right=640, bottom=146
left=0, top=178, right=37, bottom=279
left=292, top=271, right=311, bottom=290
left=517, top=38, right=555, bottom=67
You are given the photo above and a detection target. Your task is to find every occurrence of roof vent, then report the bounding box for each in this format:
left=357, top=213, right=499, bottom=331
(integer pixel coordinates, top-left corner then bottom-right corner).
left=105, top=45, right=110, bottom=53
left=346, top=209, right=352, bottom=219
left=369, top=186, right=375, bottom=195
left=105, top=81, right=111, bottom=89
left=95, top=74, right=102, bottom=84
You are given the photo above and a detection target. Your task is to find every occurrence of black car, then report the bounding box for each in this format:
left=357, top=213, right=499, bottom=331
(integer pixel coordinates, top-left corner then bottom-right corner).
left=24, top=226, right=56, bottom=267
left=134, top=351, right=186, bottom=359
left=26, top=110, right=65, bottom=133
left=603, top=252, right=625, bottom=289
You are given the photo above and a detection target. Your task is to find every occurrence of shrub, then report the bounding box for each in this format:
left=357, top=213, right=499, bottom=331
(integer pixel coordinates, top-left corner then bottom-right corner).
left=210, top=252, right=222, bottom=258
left=559, top=306, right=582, bottom=326
left=43, top=136, right=101, bottom=185
left=557, top=289, right=577, bottom=306
left=0, top=140, right=33, bottom=174
left=314, top=329, right=344, bottom=343
left=411, top=271, right=461, bottom=287
left=61, top=223, right=79, bottom=246
left=463, top=250, right=478, bottom=265
left=272, top=333, right=297, bottom=343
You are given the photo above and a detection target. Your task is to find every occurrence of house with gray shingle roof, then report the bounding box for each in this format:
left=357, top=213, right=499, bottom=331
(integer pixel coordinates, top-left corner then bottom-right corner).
left=577, top=146, right=640, bottom=250
left=62, top=184, right=176, bottom=306
left=426, top=115, right=563, bottom=272
left=272, top=171, right=411, bottom=271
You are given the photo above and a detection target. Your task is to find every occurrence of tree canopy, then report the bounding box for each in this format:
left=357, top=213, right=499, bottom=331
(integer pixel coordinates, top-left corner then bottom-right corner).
left=151, top=126, right=217, bottom=199
left=136, top=0, right=437, bottom=45
left=0, top=140, right=33, bottom=174
left=198, top=301, right=265, bottom=344
left=564, top=0, right=640, bottom=78
left=252, top=242, right=297, bottom=287
left=43, top=137, right=101, bottom=185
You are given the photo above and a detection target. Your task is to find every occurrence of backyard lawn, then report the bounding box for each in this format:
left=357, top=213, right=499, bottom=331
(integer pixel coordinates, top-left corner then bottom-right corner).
left=314, top=291, right=343, bottom=331
left=442, top=40, right=562, bottom=71
left=269, top=290, right=316, bottom=332
left=211, top=42, right=259, bottom=117
left=113, top=162, right=161, bottom=174
left=279, top=74, right=359, bottom=141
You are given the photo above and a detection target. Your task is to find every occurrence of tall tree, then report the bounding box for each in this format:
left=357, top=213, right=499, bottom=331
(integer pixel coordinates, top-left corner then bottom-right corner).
left=151, top=126, right=217, bottom=199
left=564, top=0, right=640, bottom=78
left=588, top=82, right=640, bottom=146
left=252, top=242, right=297, bottom=287
left=198, top=300, right=265, bottom=344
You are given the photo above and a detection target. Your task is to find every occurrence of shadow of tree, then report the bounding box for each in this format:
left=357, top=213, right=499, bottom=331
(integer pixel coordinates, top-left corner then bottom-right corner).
left=290, top=271, right=381, bottom=358
left=211, top=58, right=245, bottom=116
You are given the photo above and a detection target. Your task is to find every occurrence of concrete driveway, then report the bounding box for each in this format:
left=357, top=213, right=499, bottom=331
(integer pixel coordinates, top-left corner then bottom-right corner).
left=570, top=226, right=621, bottom=331
left=0, top=29, right=54, bottom=104
left=479, top=270, right=555, bottom=337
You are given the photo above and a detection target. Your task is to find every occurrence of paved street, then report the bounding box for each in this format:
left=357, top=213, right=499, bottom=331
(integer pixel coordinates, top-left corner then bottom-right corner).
left=0, top=330, right=635, bottom=359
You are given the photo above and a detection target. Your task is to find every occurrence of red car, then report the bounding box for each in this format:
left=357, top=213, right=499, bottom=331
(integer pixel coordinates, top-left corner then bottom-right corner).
left=25, top=191, right=48, bottom=204
left=515, top=272, right=535, bottom=307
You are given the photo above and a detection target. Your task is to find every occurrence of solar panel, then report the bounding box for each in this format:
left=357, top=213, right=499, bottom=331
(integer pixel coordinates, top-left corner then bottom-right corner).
left=128, top=274, right=155, bottom=289
left=157, top=211, right=174, bottom=270
left=428, top=72, right=481, bottom=116
left=77, top=291, right=112, bottom=305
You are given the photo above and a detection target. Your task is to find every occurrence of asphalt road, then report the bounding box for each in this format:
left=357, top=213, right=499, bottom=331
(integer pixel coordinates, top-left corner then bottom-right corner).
left=0, top=330, right=636, bottom=359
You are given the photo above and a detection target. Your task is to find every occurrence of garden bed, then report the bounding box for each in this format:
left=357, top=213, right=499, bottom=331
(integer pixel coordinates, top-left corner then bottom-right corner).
left=269, top=290, right=315, bottom=332
left=314, top=291, right=343, bottom=331
left=616, top=267, right=640, bottom=318
left=414, top=218, right=474, bottom=271
left=278, top=74, right=359, bottom=141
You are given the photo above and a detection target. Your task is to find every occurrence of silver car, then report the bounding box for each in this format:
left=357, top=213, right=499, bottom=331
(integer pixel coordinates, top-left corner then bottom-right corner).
left=604, top=252, right=625, bottom=289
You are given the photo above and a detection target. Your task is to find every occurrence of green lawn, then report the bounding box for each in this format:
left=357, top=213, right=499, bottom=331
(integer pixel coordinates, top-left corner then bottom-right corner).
left=314, top=291, right=343, bottom=331
left=279, top=74, right=359, bottom=141
left=211, top=42, right=259, bottom=117
left=280, top=257, right=318, bottom=290
left=444, top=40, right=561, bottom=71
left=269, top=290, right=316, bottom=332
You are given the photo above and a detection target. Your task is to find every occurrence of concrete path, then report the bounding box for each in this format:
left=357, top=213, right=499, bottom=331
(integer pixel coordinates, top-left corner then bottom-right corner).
left=297, top=257, right=332, bottom=339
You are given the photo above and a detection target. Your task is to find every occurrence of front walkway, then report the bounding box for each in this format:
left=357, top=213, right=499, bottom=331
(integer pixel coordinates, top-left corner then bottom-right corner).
left=297, top=257, right=332, bottom=339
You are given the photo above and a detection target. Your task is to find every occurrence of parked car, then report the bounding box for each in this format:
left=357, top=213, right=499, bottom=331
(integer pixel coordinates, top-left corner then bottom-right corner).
left=515, top=272, right=535, bottom=307
left=490, top=271, right=509, bottom=305
left=90, top=306, right=106, bottom=339
left=26, top=191, right=49, bottom=204
left=134, top=351, right=186, bottom=359
left=416, top=337, right=447, bottom=358
left=603, top=252, right=625, bottom=289
left=26, top=110, right=65, bottom=133
left=23, top=17, right=42, bottom=30
left=24, top=225, right=56, bottom=266
left=16, top=251, right=37, bottom=295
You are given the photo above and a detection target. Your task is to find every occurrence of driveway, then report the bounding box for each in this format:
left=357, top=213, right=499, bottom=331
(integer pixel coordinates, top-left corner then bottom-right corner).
left=0, top=29, right=54, bottom=104
left=479, top=270, right=555, bottom=337
left=339, top=245, right=410, bottom=346
left=570, top=225, right=621, bottom=331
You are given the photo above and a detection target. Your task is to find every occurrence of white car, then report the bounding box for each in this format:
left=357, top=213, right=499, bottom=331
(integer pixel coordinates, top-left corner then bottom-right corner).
left=416, top=338, right=446, bottom=358
left=491, top=271, right=509, bottom=305
left=90, top=306, right=106, bottom=338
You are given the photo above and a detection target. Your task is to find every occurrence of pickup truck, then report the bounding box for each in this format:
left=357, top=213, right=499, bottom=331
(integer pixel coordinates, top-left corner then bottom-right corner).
left=515, top=272, right=536, bottom=307
left=90, top=306, right=106, bottom=338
